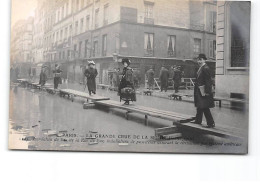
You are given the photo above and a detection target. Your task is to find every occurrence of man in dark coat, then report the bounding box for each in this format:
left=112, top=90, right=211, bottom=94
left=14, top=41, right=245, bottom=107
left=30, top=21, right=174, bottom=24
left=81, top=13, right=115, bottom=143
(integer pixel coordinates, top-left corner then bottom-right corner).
left=84, top=61, right=98, bottom=95
left=146, top=67, right=155, bottom=90
left=194, top=54, right=215, bottom=128
left=53, top=64, right=62, bottom=89
left=159, top=66, right=169, bottom=92
left=173, top=66, right=182, bottom=93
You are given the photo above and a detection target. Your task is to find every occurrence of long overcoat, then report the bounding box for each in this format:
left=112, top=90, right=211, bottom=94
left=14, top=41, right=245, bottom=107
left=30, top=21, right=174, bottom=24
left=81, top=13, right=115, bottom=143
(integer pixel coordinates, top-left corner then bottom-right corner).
left=85, top=68, right=98, bottom=92
left=118, top=67, right=136, bottom=101
left=194, top=64, right=215, bottom=109
left=159, top=67, right=169, bottom=89
left=146, top=69, right=155, bottom=86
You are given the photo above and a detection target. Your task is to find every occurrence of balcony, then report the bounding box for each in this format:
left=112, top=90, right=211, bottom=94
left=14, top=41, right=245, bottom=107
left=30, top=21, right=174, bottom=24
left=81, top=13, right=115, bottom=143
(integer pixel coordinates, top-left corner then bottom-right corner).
left=144, top=17, right=154, bottom=25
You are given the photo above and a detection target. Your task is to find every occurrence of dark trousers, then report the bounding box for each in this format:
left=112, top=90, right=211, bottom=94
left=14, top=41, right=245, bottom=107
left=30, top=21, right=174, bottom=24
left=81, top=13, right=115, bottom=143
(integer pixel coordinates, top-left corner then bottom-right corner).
left=54, top=77, right=60, bottom=89
left=195, top=108, right=215, bottom=125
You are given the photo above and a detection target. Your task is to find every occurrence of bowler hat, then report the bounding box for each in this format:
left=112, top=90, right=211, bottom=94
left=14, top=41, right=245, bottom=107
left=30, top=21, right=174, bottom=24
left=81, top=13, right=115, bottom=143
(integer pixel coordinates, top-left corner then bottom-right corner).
left=197, top=53, right=207, bottom=60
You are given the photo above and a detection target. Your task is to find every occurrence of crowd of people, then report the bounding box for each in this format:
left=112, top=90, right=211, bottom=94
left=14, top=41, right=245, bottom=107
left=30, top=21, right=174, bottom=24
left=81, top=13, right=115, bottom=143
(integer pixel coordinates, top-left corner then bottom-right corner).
left=11, top=53, right=215, bottom=128
left=146, top=65, right=184, bottom=93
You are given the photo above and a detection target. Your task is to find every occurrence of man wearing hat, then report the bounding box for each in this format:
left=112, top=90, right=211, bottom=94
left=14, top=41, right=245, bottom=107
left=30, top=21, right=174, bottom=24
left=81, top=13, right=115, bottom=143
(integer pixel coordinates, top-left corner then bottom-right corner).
left=118, top=58, right=136, bottom=105
left=159, top=66, right=169, bottom=92
left=53, top=64, right=62, bottom=89
left=146, top=66, right=155, bottom=90
left=84, top=60, right=98, bottom=95
left=194, top=54, right=215, bottom=128
left=172, top=65, right=182, bottom=93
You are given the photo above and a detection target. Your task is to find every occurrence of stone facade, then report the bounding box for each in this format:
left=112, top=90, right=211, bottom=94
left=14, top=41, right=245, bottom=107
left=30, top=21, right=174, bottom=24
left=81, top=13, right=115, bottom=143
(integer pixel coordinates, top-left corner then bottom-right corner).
left=215, top=1, right=250, bottom=100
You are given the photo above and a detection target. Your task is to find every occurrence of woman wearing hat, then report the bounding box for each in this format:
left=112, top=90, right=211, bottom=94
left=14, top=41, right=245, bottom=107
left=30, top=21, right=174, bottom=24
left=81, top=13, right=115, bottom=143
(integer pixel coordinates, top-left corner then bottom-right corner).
left=118, top=58, right=136, bottom=105
left=194, top=54, right=215, bottom=128
left=39, top=66, right=48, bottom=86
left=84, top=61, right=98, bottom=95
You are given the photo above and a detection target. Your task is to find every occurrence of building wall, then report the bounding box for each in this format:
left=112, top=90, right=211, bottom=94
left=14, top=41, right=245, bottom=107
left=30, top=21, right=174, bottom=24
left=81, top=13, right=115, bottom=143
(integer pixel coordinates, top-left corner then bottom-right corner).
left=215, top=1, right=250, bottom=100
left=120, top=0, right=190, bottom=28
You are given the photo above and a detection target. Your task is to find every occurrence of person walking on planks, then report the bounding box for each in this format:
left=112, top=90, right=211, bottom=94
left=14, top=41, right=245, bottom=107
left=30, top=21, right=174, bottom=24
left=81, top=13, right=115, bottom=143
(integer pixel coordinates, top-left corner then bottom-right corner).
left=84, top=60, right=98, bottom=96
left=159, top=66, right=169, bottom=92
left=146, top=66, right=155, bottom=90
left=173, top=65, right=183, bottom=93
left=53, top=64, right=62, bottom=89
left=194, top=54, right=215, bottom=128
left=39, top=66, right=47, bottom=86
left=118, top=58, right=136, bottom=105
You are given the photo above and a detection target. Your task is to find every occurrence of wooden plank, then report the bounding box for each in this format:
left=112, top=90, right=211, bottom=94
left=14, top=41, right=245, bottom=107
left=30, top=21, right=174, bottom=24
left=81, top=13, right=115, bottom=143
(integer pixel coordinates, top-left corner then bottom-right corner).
left=155, top=126, right=179, bottom=136
left=60, top=89, right=110, bottom=101
left=173, top=122, right=245, bottom=140
left=162, top=133, right=182, bottom=139
left=97, top=100, right=194, bottom=121
left=214, top=97, right=247, bottom=103
left=95, top=100, right=193, bottom=122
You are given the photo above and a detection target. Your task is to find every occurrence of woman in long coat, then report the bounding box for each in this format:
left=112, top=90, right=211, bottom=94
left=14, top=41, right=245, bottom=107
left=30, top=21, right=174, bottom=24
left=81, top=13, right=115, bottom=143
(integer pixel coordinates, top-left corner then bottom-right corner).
left=118, top=58, right=136, bottom=105
left=39, top=66, right=47, bottom=86
left=84, top=61, right=98, bottom=95
left=194, top=54, right=215, bottom=128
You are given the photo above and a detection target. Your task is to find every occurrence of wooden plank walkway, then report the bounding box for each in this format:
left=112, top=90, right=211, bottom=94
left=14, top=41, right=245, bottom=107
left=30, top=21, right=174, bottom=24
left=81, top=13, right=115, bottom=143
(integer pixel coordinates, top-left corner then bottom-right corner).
left=214, top=96, right=248, bottom=107
left=59, top=89, right=110, bottom=102
left=168, top=93, right=192, bottom=101
left=94, top=100, right=195, bottom=125
left=172, top=121, right=246, bottom=140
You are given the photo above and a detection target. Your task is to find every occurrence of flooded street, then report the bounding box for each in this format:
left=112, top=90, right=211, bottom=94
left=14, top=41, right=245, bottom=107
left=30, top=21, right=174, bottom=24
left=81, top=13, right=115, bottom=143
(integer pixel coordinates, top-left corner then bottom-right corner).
left=8, top=84, right=248, bottom=153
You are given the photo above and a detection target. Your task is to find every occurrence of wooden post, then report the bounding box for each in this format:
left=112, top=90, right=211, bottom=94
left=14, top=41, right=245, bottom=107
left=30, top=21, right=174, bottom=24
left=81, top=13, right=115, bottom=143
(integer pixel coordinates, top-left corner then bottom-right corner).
left=125, top=111, right=129, bottom=120
left=145, top=115, right=148, bottom=126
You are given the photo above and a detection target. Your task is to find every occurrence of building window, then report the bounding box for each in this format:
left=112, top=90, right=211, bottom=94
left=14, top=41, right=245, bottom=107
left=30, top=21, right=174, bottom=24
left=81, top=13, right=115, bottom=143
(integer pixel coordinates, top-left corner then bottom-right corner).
left=167, top=35, right=176, bottom=57
left=102, top=34, right=107, bottom=56
left=104, top=4, right=109, bottom=26
left=69, top=25, right=72, bottom=37
left=230, top=2, right=250, bottom=67
left=67, top=50, right=70, bottom=59
left=194, top=38, right=201, bottom=56
left=62, top=6, right=64, bottom=19
left=76, top=0, right=79, bottom=11
left=66, top=2, right=68, bottom=16
left=63, top=51, right=65, bottom=59
left=209, top=40, right=216, bottom=59
left=81, top=0, right=84, bottom=9
left=75, top=21, right=78, bottom=35
left=86, top=15, right=90, bottom=31
left=60, top=30, right=63, bottom=41
left=85, top=40, right=88, bottom=58
left=56, top=32, right=59, bottom=43
left=144, top=33, right=154, bottom=56
left=80, top=18, right=84, bottom=33
left=65, top=27, right=68, bottom=41
left=74, top=44, right=77, bottom=58
left=93, top=40, right=98, bottom=57
left=79, top=41, right=82, bottom=58
left=144, top=2, right=154, bottom=24
left=95, top=9, right=99, bottom=28
left=209, top=11, right=217, bottom=33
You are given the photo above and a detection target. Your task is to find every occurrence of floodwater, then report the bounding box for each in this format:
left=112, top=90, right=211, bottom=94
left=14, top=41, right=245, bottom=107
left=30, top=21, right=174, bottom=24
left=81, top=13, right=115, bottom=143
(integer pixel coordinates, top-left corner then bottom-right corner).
left=8, top=84, right=248, bottom=154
